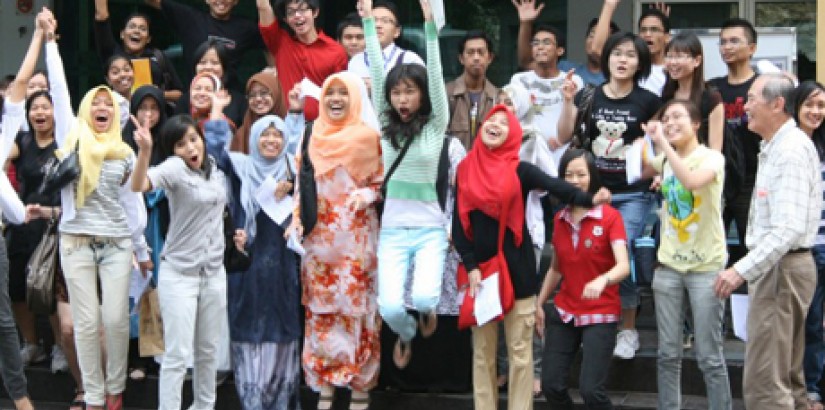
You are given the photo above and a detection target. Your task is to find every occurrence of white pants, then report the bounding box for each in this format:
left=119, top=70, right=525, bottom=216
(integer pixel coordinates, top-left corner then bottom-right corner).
left=60, top=235, right=133, bottom=407
left=157, top=265, right=227, bottom=410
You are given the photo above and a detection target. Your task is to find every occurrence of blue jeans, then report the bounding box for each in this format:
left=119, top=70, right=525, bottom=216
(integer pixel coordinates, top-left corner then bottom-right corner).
left=804, top=248, right=825, bottom=401
left=377, top=227, right=448, bottom=342
left=653, top=266, right=732, bottom=410
left=612, top=191, right=656, bottom=309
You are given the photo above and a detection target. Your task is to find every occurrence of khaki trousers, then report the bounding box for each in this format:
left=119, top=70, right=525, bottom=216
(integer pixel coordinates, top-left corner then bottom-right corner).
left=472, top=297, right=536, bottom=410
left=744, top=252, right=816, bottom=410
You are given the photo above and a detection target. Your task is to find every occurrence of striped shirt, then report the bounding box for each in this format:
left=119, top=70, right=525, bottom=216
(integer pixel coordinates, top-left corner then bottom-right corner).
left=733, top=120, right=822, bottom=281
left=60, top=158, right=133, bottom=238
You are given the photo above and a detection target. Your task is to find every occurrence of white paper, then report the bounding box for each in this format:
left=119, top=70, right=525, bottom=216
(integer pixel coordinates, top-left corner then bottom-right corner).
left=129, top=267, right=153, bottom=314
left=474, top=273, right=503, bottom=326
left=299, top=78, right=321, bottom=101
left=255, top=175, right=293, bottom=225
left=286, top=230, right=306, bottom=256
left=431, top=0, right=446, bottom=31
left=731, top=294, right=749, bottom=342
left=625, top=136, right=655, bottom=184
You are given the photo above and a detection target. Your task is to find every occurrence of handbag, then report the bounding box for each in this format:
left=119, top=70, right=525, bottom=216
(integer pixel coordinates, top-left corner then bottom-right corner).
left=456, top=199, right=516, bottom=330
left=571, top=84, right=597, bottom=150
left=25, top=217, right=59, bottom=315
left=138, top=285, right=165, bottom=357
left=298, top=122, right=319, bottom=236
left=39, top=142, right=80, bottom=196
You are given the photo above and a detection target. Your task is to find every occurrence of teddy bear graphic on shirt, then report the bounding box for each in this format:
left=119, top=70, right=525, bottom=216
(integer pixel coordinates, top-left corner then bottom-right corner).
left=592, top=120, right=628, bottom=159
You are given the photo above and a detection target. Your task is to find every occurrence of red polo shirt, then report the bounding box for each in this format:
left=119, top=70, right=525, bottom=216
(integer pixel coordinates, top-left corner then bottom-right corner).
left=259, top=20, right=348, bottom=121
left=552, top=205, right=626, bottom=319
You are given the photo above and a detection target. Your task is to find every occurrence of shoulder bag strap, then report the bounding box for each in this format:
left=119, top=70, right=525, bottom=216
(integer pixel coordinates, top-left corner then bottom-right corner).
left=380, top=135, right=415, bottom=194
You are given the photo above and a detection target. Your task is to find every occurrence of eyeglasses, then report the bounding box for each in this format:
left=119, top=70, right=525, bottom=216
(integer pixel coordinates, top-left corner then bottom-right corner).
left=375, top=16, right=397, bottom=25
left=719, top=38, right=749, bottom=47
left=531, top=38, right=556, bottom=47
left=247, top=91, right=272, bottom=100
left=664, top=53, right=694, bottom=62
left=639, top=26, right=664, bottom=35
left=286, top=5, right=311, bottom=18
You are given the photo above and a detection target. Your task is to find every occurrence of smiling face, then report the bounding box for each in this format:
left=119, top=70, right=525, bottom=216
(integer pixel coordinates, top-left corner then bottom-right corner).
left=563, top=156, right=591, bottom=192
left=285, top=0, right=318, bottom=38
left=174, top=126, right=206, bottom=170
left=660, top=103, right=700, bottom=149
left=190, top=76, right=215, bottom=111
left=480, top=111, right=510, bottom=149
left=195, top=48, right=224, bottom=80
left=90, top=90, right=115, bottom=133
left=798, top=89, right=825, bottom=136
left=665, top=50, right=701, bottom=81
left=247, top=81, right=274, bottom=116
left=257, top=126, right=285, bottom=159
left=106, top=57, right=134, bottom=97
left=120, top=15, right=150, bottom=54
left=323, top=81, right=350, bottom=121
left=390, top=79, right=422, bottom=123
left=531, top=30, right=563, bottom=66
left=718, top=27, right=756, bottom=66
left=28, top=95, right=55, bottom=135
left=136, top=97, right=161, bottom=129
left=744, top=77, right=773, bottom=137
left=373, top=6, right=400, bottom=48
left=608, top=40, right=640, bottom=82
left=206, top=0, right=237, bottom=19
left=340, top=25, right=365, bottom=57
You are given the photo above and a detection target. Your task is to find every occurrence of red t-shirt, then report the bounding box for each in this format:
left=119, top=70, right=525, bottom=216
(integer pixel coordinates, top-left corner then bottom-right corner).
left=259, top=21, right=348, bottom=121
left=552, top=204, right=626, bottom=318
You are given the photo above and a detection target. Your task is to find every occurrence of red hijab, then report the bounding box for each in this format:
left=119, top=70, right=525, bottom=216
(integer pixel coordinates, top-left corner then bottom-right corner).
left=457, top=105, right=525, bottom=246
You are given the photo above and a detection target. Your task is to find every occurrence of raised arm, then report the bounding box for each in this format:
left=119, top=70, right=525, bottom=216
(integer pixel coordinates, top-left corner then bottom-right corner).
left=257, top=0, right=276, bottom=28
left=130, top=116, right=155, bottom=193
left=557, top=71, right=580, bottom=144
left=588, top=0, right=620, bottom=60
left=707, top=102, right=724, bottom=152
left=421, top=0, right=449, bottom=135
left=513, top=0, right=543, bottom=70
left=645, top=121, right=719, bottom=190
left=41, top=9, right=73, bottom=148
left=362, top=0, right=389, bottom=126
left=204, top=90, right=236, bottom=171
left=144, top=0, right=161, bottom=10
left=93, top=0, right=118, bottom=68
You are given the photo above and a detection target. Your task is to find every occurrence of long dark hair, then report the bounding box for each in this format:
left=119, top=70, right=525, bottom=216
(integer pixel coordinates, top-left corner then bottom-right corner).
left=558, top=148, right=602, bottom=194
left=792, top=80, right=825, bottom=160
left=662, top=33, right=705, bottom=110
left=383, top=63, right=432, bottom=149
left=24, top=90, right=54, bottom=135
left=159, top=114, right=210, bottom=175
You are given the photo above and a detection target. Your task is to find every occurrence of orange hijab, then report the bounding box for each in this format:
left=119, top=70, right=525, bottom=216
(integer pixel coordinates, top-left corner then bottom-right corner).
left=308, top=72, right=381, bottom=183
left=231, top=71, right=287, bottom=153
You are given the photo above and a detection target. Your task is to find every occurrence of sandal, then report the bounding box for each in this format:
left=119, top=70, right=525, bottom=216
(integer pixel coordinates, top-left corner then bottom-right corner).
left=69, top=390, right=86, bottom=410
left=418, top=311, right=437, bottom=338
left=350, top=391, right=370, bottom=410
left=392, top=338, right=412, bottom=369
left=105, top=393, right=122, bottom=410
left=317, top=385, right=334, bottom=410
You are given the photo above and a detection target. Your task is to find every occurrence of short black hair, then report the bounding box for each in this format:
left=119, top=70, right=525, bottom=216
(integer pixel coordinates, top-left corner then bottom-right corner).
left=720, top=18, right=757, bottom=44
left=373, top=1, right=400, bottom=22
left=600, top=32, right=652, bottom=83
left=586, top=18, right=620, bottom=36
left=276, top=0, right=320, bottom=18
left=533, top=24, right=565, bottom=49
left=558, top=149, right=602, bottom=194
left=192, top=39, right=231, bottom=84
left=123, top=12, right=152, bottom=31
left=336, top=12, right=363, bottom=40
left=638, top=8, right=670, bottom=32
left=458, top=30, right=494, bottom=55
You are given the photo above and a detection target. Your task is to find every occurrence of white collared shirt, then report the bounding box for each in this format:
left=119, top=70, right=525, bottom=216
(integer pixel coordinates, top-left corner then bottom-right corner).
left=347, top=42, right=424, bottom=79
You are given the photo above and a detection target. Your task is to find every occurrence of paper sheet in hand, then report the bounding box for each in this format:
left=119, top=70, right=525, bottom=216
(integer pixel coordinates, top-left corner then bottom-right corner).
left=431, top=0, right=446, bottom=31
left=129, top=267, right=153, bottom=314
left=625, top=135, right=655, bottom=184
left=255, top=175, right=293, bottom=225
left=299, top=78, right=321, bottom=101
left=474, top=273, right=502, bottom=326
left=286, top=230, right=306, bottom=256
left=731, top=294, right=749, bottom=342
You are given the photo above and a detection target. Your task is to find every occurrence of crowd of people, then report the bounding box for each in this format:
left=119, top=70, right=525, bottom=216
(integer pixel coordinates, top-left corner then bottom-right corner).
left=0, top=0, right=823, bottom=410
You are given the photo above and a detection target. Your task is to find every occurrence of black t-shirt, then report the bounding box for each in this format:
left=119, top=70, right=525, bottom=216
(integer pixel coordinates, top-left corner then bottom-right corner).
left=575, top=85, right=661, bottom=192
left=707, top=75, right=762, bottom=185
left=697, top=89, right=723, bottom=147
left=160, top=0, right=264, bottom=88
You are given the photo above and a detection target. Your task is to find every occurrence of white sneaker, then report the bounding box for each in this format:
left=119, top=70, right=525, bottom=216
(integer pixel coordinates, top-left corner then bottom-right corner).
left=51, top=345, right=69, bottom=373
left=613, top=329, right=640, bottom=359
left=19, top=342, right=47, bottom=366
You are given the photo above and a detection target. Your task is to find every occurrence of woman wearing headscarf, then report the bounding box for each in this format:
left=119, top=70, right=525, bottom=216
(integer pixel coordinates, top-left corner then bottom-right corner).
left=286, top=71, right=382, bottom=410
left=452, top=105, right=609, bottom=410
left=188, top=73, right=236, bottom=133
left=231, top=71, right=286, bottom=153
left=205, top=111, right=303, bottom=409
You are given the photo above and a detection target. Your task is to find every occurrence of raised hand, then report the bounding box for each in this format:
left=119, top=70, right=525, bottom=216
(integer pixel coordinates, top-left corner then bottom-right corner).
left=130, top=115, right=153, bottom=151
left=288, top=83, right=304, bottom=113
left=561, top=70, right=578, bottom=102
left=651, top=2, right=671, bottom=17
left=642, top=121, right=666, bottom=148
left=212, top=89, right=232, bottom=111
left=512, top=0, right=545, bottom=22
left=419, top=0, right=433, bottom=22
left=361, top=0, right=373, bottom=18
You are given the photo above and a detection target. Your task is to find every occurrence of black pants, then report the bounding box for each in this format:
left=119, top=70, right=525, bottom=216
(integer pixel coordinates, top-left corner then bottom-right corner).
left=723, top=185, right=753, bottom=266
left=541, top=306, right=616, bottom=410
left=0, top=235, right=29, bottom=399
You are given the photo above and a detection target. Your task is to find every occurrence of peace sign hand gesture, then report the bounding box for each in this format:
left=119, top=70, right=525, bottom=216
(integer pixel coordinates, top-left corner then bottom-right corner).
left=130, top=115, right=153, bottom=152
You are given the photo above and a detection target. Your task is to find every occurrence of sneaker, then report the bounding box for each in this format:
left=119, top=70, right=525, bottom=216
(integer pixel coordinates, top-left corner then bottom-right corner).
left=613, top=329, right=640, bottom=359
left=51, top=345, right=69, bottom=373
left=20, top=342, right=47, bottom=366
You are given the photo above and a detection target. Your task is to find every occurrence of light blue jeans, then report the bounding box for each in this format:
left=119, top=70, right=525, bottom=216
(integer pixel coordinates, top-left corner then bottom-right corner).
left=612, top=191, right=656, bottom=309
left=652, top=266, right=732, bottom=410
left=377, top=227, right=448, bottom=342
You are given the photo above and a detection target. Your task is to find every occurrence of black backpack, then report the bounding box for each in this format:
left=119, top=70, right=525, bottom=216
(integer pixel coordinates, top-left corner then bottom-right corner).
left=298, top=123, right=318, bottom=236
